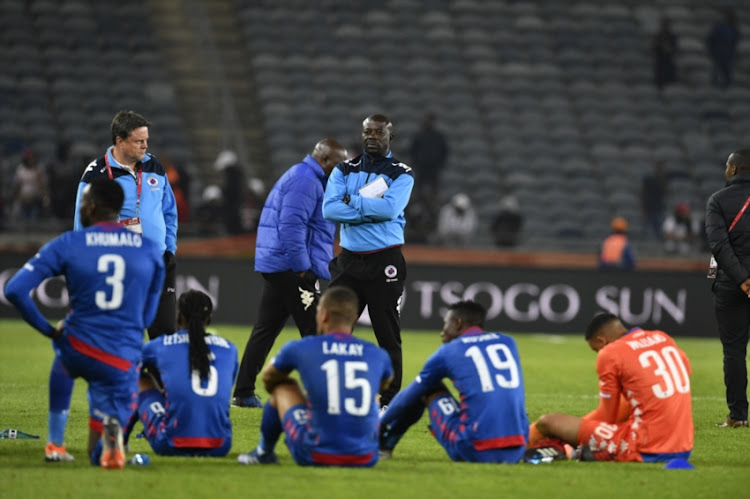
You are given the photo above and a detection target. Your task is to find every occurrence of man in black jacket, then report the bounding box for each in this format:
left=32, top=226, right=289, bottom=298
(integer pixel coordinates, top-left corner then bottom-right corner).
left=706, top=149, right=750, bottom=428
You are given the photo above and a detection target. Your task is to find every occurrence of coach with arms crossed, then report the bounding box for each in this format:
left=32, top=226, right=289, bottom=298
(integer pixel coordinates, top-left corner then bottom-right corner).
left=232, top=139, right=348, bottom=408
left=323, top=114, right=414, bottom=407
left=74, top=110, right=178, bottom=339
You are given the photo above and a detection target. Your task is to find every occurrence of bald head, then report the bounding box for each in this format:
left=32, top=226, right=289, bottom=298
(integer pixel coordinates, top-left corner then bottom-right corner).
left=311, top=139, right=348, bottom=176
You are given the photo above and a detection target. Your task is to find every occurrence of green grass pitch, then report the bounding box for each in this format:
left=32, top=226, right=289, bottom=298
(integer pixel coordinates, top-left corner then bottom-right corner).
left=1, top=319, right=748, bottom=498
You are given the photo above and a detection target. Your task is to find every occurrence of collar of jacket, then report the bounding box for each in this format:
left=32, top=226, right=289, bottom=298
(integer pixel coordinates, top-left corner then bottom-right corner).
left=727, top=172, right=750, bottom=186
left=302, top=154, right=326, bottom=182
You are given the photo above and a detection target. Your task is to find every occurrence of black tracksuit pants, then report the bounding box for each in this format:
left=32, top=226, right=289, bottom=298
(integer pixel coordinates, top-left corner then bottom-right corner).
left=234, top=271, right=319, bottom=398
left=328, top=246, right=406, bottom=406
left=713, top=280, right=750, bottom=421
left=147, top=255, right=177, bottom=339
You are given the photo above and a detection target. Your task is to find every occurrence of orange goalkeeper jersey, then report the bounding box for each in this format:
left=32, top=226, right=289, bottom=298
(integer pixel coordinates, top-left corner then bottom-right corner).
left=595, top=328, right=693, bottom=455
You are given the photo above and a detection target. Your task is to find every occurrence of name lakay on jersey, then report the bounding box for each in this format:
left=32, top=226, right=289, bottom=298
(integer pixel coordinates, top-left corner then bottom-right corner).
left=322, top=341, right=363, bottom=356
left=86, top=231, right=143, bottom=248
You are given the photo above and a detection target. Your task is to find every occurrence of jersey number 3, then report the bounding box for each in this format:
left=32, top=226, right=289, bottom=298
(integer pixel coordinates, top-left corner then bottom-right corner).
left=95, top=254, right=126, bottom=310
left=465, top=344, right=520, bottom=392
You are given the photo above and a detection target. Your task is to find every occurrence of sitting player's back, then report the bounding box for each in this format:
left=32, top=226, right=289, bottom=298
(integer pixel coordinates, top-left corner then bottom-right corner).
left=598, top=328, right=693, bottom=456
left=428, top=329, right=528, bottom=448
left=142, top=332, right=238, bottom=447
left=277, top=332, right=392, bottom=457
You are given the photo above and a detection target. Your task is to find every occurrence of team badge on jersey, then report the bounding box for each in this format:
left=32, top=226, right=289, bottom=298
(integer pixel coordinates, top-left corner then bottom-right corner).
left=147, top=177, right=158, bottom=187
left=384, top=265, right=398, bottom=282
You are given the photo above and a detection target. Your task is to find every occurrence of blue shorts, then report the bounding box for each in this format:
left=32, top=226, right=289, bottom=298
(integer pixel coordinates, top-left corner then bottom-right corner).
left=282, top=404, right=377, bottom=467
left=53, top=333, right=138, bottom=431
left=137, top=389, right=231, bottom=457
left=427, top=394, right=525, bottom=464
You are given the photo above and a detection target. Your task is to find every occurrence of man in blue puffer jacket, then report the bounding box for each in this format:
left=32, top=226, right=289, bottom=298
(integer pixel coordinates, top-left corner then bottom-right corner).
left=233, top=139, right=348, bottom=408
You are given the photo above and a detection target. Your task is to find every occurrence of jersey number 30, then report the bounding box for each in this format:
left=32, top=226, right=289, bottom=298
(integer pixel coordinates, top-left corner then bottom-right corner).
left=95, top=254, right=126, bottom=310
left=465, top=344, right=520, bottom=392
left=639, top=346, right=690, bottom=399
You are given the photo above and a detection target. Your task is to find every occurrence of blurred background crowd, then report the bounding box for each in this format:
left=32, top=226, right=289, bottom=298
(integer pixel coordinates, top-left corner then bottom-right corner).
left=1, top=0, right=746, bottom=260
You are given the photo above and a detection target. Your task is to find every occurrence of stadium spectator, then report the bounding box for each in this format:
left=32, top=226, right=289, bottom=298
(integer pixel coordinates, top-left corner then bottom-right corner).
left=705, top=149, right=750, bottom=428
left=663, top=202, right=701, bottom=255
left=491, top=195, right=523, bottom=248
left=233, top=139, right=348, bottom=408
left=379, top=300, right=528, bottom=464
left=74, top=110, right=178, bottom=339
left=409, top=112, right=449, bottom=197
left=652, top=17, right=678, bottom=90
left=10, top=148, right=50, bottom=222
left=47, top=142, right=80, bottom=221
left=598, top=217, right=636, bottom=270
left=404, top=190, right=438, bottom=245
left=641, top=161, right=667, bottom=240
left=529, top=313, right=693, bottom=462
left=436, top=192, right=478, bottom=247
left=136, top=290, right=238, bottom=456
left=4, top=178, right=164, bottom=468
left=163, top=157, right=190, bottom=224
left=237, top=286, right=393, bottom=466
left=195, top=185, right=224, bottom=236
left=707, top=8, right=740, bottom=89
left=323, top=114, right=415, bottom=408
left=240, top=176, right=265, bottom=234
left=214, top=150, right=245, bottom=235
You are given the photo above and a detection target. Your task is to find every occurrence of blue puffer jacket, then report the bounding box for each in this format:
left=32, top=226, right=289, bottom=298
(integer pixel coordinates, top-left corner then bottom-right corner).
left=255, top=155, right=335, bottom=279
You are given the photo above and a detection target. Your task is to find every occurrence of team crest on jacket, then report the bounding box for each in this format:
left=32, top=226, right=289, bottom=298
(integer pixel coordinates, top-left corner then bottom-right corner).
left=147, top=177, right=158, bottom=187
left=384, top=264, right=398, bottom=282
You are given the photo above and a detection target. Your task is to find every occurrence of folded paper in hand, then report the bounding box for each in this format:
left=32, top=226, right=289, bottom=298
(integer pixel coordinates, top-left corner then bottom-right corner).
left=359, top=176, right=388, bottom=199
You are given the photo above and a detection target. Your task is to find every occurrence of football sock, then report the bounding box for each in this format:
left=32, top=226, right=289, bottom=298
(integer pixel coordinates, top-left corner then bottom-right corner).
left=48, top=357, right=74, bottom=445
left=382, top=398, right=425, bottom=450
left=90, top=439, right=103, bottom=466
left=257, top=402, right=282, bottom=455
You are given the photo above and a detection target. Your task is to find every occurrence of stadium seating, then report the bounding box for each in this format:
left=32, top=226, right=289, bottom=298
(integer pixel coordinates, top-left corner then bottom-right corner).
left=2, top=0, right=749, bottom=254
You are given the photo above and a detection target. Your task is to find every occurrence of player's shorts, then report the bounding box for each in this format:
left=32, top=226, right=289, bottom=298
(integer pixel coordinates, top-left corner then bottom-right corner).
left=427, top=394, right=525, bottom=464
left=53, top=333, right=138, bottom=432
left=577, top=419, right=644, bottom=462
left=282, top=404, right=378, bottom=467
left=137, top=389, right=231, bottom=457
left=577, top=418, right=692, bottom=463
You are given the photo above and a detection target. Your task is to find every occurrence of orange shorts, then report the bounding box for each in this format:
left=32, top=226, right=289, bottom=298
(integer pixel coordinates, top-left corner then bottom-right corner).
left=577, top=419, right=643, bottom=462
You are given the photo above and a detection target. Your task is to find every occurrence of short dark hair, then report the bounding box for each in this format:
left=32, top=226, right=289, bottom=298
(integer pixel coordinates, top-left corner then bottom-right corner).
left=321, top=286, right=359, bottom=325
left=111, top=110, right=150, bottom=145
left=729, top=150, right=750, bottom=173
left=88, top=177, right=124, bottom=214
left=447, top=300, right=486, bottom=328
left=585, top=312, right=619, bottom=340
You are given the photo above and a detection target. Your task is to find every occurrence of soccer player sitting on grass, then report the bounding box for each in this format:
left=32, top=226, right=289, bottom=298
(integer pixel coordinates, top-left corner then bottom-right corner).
left=237, top=286, right=393, bottom=467
left=379, top=300, right=529, bottom=464
left=136, top=290, right=238, bottom=457
left=530, top=313, right=694, bottom=462
left=4, top=178, right=165, bottom=469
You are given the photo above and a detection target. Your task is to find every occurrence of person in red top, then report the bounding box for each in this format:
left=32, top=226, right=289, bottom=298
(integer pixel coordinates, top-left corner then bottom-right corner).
left=534, top=313, right=693, bottom=462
